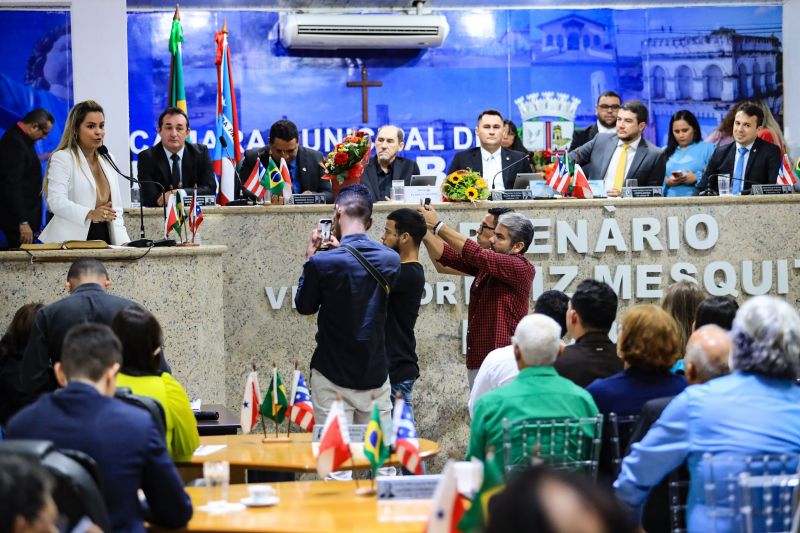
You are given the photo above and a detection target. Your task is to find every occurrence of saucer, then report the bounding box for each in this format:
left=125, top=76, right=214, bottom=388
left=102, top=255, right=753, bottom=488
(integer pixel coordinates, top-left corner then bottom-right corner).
left=240, top=496, right=279, bottom=507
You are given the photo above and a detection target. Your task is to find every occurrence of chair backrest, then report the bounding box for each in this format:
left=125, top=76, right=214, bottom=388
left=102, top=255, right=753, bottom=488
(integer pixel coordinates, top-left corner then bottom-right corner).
left=114, top=387, right=167, bottom=437
left=697, top=452, right=800, bottom=533
left=502, top=415, right=603, bottom=481
left=0, top=440, right=112, bottom=533
left=607, top=412, right=641, bottom=477
left=668, top=469, right=690, bottom=533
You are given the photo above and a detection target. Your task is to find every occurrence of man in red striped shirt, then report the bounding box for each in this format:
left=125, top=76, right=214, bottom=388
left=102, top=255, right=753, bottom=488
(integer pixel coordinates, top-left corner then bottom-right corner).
left=418, top=205, right=535, bottom=388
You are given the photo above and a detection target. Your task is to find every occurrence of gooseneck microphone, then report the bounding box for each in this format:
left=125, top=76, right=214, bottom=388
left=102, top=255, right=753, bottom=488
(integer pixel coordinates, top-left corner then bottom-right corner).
left=98, top=145, right=174, bottom=247
left=218, top=135, right=253, bottom=206
left=491, top=152, right=533, bottom=190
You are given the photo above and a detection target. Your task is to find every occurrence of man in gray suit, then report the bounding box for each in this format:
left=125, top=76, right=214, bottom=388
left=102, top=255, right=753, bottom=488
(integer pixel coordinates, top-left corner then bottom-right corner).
left=569, top=100, right=665, bottom=197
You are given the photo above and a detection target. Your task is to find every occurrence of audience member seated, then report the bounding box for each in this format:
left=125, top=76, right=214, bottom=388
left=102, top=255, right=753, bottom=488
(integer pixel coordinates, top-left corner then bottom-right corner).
left=752, top=99, right=788, bottom=153
left=0, top=454, right=60, bottom=533
left=21, top=259, right=165, bottom=398
left=662, top=110, right=716, bottom=197
left=0, top=303, right=42, bottom=425
left=569, top=100, right=665, bottom=197
left=7, top=323, right=192, bottom=533
left=694, top=295, right=739, bottom=331
left=111, top=306, right=199, bottom=462
left=661, top=281, right=707, bottom=374
left=486, top=465, right=636, bottom=533
left=705, top=102, right=738, bottom=148
left=615, top=296, right=800, bottom=533
left=555, top=279, right=622, bottom=388
left=469, top=290, right=570, bottom=417
left=467, top=314, right=598, bottom=471
left=587, top=305, right=687, bottom=417
left=698, top=103, right=782, bottom=195
left=501, top=119, right=527, bottom=154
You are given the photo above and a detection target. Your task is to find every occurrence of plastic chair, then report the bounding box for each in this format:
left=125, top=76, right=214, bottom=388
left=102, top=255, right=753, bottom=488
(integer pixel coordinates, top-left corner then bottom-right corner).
left=0, top=440, right=112, bottom=532
left=668, top=469, right=690, bottom=533
left=114, top=387, right=167, bottom=437
left=502, top=415, right=603, bottom=481
left=738, top=470, right=800, bottom=533
left=607, top=412, right=641, bottom=477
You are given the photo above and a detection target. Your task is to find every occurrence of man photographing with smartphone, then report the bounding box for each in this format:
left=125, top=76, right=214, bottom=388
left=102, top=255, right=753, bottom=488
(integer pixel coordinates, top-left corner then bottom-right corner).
left=296, top=184, right=400, bottom=478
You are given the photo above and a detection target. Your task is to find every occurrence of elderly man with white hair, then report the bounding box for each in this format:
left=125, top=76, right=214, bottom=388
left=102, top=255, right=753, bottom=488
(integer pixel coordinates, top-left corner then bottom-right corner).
left=615, top=296, right=800, bottom=533
left=466, top=314, right=599, bottom=472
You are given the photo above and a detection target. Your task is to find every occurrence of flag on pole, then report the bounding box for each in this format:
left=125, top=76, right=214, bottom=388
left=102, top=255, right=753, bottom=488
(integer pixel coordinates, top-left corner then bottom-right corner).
left=364, top=401, right=390, bottom=475
left=243, top=159, right=268, bottom=200
left=546, top=154, right=571, bottom=195
left=188, top=188, right=204, bottom=239
left=212, top=21, right=242, bottom=205
left=260, top=367, right=289, bottom=423
left=316, top=399, right=352, bottom=477
left=168, top=6, right=187, bottom=113
left=425, top=461, right=468, bottom=533
left=777, top=153, right=798, bottom=186
left=458, top=451, right=505, bottom=533
left=392, top=396, right=422, bottom=475
left=289, top=370, right=315, bottom=431
left=175, top=189, right=187, bottom=235
left=280, top=157, right=293, bottom=201
left=571, top=162, right=594, bottom=199
left=262, top=157, right=284, bottom=199
left=164, top=194, right=181, bottom=238
left=240, top=371, right=262, bottom=434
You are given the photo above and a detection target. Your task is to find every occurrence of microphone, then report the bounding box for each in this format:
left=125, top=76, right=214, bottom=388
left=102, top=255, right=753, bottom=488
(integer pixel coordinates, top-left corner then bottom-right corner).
left=491, top=152, right=533, bottom=190
left=218, top=135, right=253, bottom=206
left=98, top=146, right=175, bottom=247
left=697, top=173, right=756, bottom=197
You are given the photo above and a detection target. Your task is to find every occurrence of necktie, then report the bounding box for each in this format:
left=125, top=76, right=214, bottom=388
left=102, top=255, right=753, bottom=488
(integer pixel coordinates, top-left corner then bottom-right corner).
left=613, top=143, right=631, bottom=190
left=171, top=153, right=181, bottom=188
left=732, top=146, right=747, bottom=195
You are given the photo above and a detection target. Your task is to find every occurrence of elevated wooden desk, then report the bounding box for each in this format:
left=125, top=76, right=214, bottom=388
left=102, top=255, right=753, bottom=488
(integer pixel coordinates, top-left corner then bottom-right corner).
left=196, top=404, right=240, bottom=436
left=149, top=481, right=431, bottom=533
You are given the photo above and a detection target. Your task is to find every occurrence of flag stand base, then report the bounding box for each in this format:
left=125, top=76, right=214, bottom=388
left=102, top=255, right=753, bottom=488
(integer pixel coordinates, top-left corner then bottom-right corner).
left=176, top=242, right=200, bottom=247
left=355, top=487, right=376, bottom=497
left=261, top=437, right=291, bottom=443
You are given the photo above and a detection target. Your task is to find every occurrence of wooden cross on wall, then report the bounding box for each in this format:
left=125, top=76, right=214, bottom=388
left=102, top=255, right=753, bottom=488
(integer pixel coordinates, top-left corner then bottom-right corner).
left=347, top=66, right=382, bottom=123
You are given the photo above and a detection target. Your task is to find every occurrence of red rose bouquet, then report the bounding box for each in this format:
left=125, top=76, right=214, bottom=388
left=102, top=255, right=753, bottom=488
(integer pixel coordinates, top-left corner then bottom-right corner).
left=321, top=130, right=372, bottom=198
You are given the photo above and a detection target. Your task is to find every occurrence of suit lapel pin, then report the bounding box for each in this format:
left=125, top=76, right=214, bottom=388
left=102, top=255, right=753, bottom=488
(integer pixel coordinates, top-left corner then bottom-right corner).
left=302, top=167, right=307, bottom=172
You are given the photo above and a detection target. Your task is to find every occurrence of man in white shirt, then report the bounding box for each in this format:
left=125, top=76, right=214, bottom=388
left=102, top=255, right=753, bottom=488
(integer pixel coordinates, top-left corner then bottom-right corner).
left=468, top=290, right=569, bottom=417
left=448, top=109, right=530, bottom=191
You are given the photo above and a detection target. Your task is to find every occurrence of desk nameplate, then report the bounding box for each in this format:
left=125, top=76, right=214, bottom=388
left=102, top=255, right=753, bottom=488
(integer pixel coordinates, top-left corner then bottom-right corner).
left=377, top=475, right=442, bottom=500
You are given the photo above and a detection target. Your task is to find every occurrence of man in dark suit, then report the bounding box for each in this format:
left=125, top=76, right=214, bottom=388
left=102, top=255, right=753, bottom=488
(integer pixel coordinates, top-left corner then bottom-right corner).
left=568, top=91, right=621, bottom=151
left=570, top=100, right=665, bottom=196
left=137, top=107, right=216, bottom=207
left=21, top=258, right=161, bottom=397
left=361, top=125, right=420, bottom=202
left=449, top=109, right=530, bottom=190
left=7, top=323, right=192, bottom=533
left=239, top=119, right=333, bottom=203
left=555, top=279, right=622, bottom=387
left=698, top=103, right=782, bottom=195
left=0, top=108, right=54, bottom=249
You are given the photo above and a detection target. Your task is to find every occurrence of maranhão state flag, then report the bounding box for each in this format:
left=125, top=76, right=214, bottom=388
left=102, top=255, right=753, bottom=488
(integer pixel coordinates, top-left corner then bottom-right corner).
left=289, top=370, right=315, bottom=432
left=243, top=159, right=267, bottom=200
left=778, top=153, right=798, bottom=186
left=240, top=371, right=262, bottom=434
left=546, top=153, right=571, bottom=195
left=316, top=399, right=352, bottom=478
left=392, top=396, right=422, bottom=475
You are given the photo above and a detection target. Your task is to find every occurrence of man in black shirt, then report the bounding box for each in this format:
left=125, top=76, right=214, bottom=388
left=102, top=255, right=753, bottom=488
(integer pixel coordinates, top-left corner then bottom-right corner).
left=380, top=208, right=427, bottom=419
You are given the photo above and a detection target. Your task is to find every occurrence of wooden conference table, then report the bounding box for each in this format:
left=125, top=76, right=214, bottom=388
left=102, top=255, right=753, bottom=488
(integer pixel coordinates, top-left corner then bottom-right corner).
left=149, top=481, right=432, bottom=533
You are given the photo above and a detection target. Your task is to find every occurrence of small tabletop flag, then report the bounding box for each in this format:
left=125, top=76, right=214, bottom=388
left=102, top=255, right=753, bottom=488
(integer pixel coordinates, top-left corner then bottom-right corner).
left=316, top=399, right=352, bottom=477
left=188, top=189, right=204, bottom=240
left=425, top=461, right=467, bottom=533
left=260, top=367, right=288, bottom=424
left=240, top=371, right=262, bottom=434
left=243, top=159, right=268, bottom=200
left=546, top=154, right=571, bottom=195
left=458, top=451, right=505, bottom=533
left=364, top=401, right=390, bottom=475
left=263, top=158, right=284, bottom=201
left=164, top=194, right=181, bottom=238
left=778, top=153, right=798, bottom=186
left=571, top=162, right=594, bottom=199
left=392, top=396, right=422, bottom=475
left=289, top=370, right=315, bottom=431
left=280, top=157, right=293, bottom=201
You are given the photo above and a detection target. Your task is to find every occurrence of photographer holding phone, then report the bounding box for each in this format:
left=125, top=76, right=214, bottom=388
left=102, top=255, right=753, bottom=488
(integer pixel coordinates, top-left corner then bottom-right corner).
left=296, top=184, right=400, bottom=479
left=662, top=110, right=715, bottom=197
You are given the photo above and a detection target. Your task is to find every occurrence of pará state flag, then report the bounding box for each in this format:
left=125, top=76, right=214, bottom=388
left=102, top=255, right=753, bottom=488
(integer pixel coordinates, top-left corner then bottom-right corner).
left=240, top=371, right=262, bottom=434
left=316, top=399, right=352, bottom=478
left=289, top=370, right=315, bottom=431
left=260, top=367, right=288, bottom=424
left=425, top=461, right=468, bottom=533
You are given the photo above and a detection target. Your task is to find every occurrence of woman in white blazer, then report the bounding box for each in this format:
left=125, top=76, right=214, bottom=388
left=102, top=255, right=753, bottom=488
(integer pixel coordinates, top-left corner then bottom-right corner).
left=39, top=100, right=130, bottom=245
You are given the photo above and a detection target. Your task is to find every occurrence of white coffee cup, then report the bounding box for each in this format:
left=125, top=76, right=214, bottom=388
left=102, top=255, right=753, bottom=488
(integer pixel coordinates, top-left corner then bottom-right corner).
left=248, top=484, right=276, bottom=504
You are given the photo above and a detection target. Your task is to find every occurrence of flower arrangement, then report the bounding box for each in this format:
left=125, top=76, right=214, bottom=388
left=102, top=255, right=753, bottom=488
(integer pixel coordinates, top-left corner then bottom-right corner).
left=441, top=168, right=490, bottom=202
left=320, top=131, right=372, bottom=197
left=531, top=149, right=559, bottom=173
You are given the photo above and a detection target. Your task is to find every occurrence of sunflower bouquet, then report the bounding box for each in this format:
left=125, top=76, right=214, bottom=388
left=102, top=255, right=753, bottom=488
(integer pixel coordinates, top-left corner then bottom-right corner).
left=441, top=168, right=490, bottom=202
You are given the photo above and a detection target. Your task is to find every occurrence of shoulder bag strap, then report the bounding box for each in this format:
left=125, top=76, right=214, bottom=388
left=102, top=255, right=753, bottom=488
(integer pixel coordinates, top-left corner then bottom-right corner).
left=341, top=243, right=391, bottom=295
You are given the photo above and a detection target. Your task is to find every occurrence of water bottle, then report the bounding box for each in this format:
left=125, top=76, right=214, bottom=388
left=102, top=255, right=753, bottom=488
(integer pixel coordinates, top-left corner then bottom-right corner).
left=130, top=183, right=141, bottom=208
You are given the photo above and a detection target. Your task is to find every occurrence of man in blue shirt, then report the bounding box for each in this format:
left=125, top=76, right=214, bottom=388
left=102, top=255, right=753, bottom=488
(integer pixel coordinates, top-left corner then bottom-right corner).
left=615, top=296, right=800, bottom=533
left=295, top=184, right=400, bottom=436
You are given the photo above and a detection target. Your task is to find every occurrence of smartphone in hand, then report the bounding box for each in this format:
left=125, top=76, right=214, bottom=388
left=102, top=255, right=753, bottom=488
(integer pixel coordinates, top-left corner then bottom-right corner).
left=319, top=218, right=333, bottom=250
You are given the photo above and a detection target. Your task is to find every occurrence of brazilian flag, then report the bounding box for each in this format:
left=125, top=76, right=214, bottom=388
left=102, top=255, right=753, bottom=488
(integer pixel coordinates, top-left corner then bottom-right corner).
left=260, top=368, right=288, bottom=423
left=168, top=7, right=187, bottom=113
left=364, top=402, right=390, bottom=475
left=262, top=157, right=284, bottom=196
left=459, top=451, right=505, bottom=532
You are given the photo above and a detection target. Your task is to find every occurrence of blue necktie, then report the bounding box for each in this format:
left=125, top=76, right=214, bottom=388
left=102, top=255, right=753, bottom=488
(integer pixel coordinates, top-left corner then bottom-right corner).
left=732, top=146, right=747, bottom=195
left=290, top=161, right=301, bottom=194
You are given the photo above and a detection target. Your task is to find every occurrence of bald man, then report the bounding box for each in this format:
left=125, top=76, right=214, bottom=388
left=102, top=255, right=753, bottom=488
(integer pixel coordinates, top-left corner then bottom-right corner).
left=361, top=125, right=420, bottom=202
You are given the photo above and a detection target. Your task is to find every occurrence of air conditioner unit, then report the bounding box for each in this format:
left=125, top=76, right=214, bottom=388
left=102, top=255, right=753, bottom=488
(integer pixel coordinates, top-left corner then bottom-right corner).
left=279, top=13, right=449, bottom=49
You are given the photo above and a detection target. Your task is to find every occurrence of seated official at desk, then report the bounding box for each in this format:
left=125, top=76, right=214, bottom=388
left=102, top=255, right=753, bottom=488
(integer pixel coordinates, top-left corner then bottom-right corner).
left=39, top=100, right=130, bottom=245
left=697, top=103, right=782, bottom=195
left=361, top=125, right=420, bottom=202
left=137, top=107, right=216, bottom=207
left=112, top=306, right=199, bottom=462
left=569, top=100, right=665, bottom=197
left=662, top=110, right=715, bottom=197
left=239, top=119, right=333, bottom=203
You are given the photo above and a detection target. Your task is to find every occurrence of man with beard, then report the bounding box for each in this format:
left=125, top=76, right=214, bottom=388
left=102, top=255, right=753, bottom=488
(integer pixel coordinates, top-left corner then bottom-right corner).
left=568, top=91, right=622, bottom=151
left=570, top=100, right=665, bottom=197
left=362, top=125, right=420, bottom=202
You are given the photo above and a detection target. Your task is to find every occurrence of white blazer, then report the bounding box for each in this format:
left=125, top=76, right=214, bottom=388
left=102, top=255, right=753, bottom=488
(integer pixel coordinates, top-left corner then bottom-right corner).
left=40, top=148, right=130, bottom=245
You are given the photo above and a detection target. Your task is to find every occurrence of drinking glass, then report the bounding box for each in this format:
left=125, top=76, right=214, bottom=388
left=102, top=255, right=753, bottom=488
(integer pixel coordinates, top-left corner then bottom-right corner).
left=623, top=179, right=638, bottom=198
left=717, top=174, right=731, bottom=196
left=391, top=180, right=405, bottom=202
left=203, top=461, right=230, bottom=508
